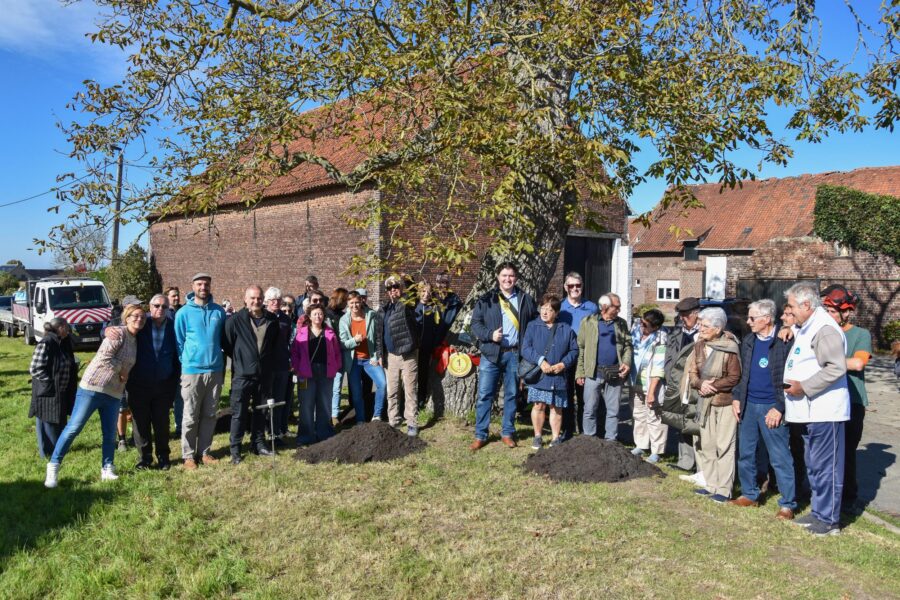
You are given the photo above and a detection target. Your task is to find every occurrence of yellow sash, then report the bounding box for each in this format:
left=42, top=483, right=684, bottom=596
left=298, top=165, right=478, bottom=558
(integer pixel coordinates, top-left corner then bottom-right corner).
left=498, top=294, right=519, bottom=331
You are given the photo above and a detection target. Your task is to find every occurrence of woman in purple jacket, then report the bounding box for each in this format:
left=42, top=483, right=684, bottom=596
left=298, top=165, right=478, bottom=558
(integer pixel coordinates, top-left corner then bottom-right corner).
left=521, top=293, right=579, bottom=450
left=291, top=304, right=342, bottom=445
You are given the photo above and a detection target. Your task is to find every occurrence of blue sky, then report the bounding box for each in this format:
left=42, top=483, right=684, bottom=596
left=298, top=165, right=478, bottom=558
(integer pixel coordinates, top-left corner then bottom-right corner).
left=0, top=0, right=897, bottom=268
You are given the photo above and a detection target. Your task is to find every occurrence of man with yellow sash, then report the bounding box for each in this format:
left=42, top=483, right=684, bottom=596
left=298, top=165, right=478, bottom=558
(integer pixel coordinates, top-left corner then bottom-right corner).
left=469, top=262, right=537, bottom=450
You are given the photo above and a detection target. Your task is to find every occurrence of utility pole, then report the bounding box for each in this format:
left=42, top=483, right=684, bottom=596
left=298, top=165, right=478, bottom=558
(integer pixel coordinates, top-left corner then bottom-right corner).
left=111, top=150, right=124, bottom=260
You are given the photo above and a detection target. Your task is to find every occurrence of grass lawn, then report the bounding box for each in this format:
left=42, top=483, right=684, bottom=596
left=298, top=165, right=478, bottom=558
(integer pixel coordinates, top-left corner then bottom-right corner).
left=1, top=336, right=898, bottom=599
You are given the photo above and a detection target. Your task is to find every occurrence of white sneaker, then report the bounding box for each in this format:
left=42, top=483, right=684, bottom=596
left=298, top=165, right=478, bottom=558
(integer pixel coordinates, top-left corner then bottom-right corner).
left=44, top=462, right=59, bottom=488
left=100, top=464, right=119, bottom=481
left=678, top=472, right=707, bottom=487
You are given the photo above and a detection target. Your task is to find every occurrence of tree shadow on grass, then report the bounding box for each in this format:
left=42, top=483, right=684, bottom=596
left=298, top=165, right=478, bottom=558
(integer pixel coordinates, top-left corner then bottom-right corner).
left=0, top=479, right=116, bottom=567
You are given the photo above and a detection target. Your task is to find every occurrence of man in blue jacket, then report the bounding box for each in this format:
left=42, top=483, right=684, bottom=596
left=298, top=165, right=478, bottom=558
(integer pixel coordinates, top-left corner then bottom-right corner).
left=174, top=273, right=226, bottom=470
left=469, top=262, right=537, bottom=450
left=729, top=299, right=797, bottom=520
left=127, top=293, right=180, bottom=470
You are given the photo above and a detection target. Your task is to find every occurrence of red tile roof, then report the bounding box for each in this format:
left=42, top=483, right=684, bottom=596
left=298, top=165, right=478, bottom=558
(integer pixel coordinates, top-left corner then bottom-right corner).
left=630, top=166, right=900, bottom=252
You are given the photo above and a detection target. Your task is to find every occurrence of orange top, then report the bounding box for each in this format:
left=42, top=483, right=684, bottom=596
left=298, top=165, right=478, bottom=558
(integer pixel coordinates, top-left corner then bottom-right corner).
left=351, top=318, right=369, bottom=359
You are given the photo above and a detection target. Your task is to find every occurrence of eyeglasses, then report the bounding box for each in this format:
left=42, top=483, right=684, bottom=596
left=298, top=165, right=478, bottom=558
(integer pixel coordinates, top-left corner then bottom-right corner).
left=150, top=303, right=165, bottom=309
left=566, top=283, right=582, bottom=289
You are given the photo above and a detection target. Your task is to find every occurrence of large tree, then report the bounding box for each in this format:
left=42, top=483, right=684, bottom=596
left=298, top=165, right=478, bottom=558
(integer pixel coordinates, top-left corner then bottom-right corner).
left=49, top=0, right=897, bottom=413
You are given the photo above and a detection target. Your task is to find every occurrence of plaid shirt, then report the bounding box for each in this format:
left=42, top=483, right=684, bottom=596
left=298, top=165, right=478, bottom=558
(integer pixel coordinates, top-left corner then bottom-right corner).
left=30, top=334, right=77, bottom=392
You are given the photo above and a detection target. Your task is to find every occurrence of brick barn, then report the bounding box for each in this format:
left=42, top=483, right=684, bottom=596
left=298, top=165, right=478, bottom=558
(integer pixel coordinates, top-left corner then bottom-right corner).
left=629, top=166, right=900, bottom=346
left=148, top=129, right=630, bottom=310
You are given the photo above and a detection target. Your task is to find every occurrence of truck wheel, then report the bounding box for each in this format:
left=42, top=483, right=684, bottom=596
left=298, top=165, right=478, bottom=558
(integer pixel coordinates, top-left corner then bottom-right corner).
left=8, top=324, right=16, bottom=338
left=24, top=325, right=35, bottom=345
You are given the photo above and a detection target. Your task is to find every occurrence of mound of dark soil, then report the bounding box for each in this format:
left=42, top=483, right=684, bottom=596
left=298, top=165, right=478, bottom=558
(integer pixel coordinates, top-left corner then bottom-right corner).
left=523, top=436, right=664, bottom=483
left=295, top=421, right=426, bottom=464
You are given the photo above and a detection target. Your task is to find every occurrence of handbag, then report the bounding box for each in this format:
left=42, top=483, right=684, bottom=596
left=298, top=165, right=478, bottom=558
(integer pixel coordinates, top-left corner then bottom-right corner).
left=517, top=323, right=557, bottom=385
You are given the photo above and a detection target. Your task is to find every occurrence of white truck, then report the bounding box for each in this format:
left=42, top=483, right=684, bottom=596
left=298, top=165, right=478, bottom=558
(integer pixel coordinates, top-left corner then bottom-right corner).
left=11, top=278, right=113, bottom=349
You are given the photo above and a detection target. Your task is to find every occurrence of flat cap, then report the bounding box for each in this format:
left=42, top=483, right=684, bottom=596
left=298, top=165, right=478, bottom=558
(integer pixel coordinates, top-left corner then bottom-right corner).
left=191, top=272, right=212, bottom=282
left=121, top=295, right=143, bottom=306
left=675, top=297, right=700, bottom=312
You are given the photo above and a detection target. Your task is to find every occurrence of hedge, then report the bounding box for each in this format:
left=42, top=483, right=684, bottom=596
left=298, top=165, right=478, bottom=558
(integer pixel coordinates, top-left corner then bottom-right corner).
left=814, top=184, right=900, bottom=263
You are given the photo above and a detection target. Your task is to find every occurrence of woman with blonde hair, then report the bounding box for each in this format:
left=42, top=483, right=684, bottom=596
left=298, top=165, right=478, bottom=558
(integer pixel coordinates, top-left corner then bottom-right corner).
left=45, top=303, right=145, bottom=487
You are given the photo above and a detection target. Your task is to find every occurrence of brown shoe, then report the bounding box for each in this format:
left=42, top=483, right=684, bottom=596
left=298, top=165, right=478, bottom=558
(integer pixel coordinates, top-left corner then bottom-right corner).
left=776, top=507, right=795, bottom=521
left=501, top=436, right=517, bottom=448
left=183, top=458, right=197, bottom=470
left=201, top=454, right=219, bottom=465
left=729, top=496, right=759, bottom=508
left=469, top=439, right=487, bottom=452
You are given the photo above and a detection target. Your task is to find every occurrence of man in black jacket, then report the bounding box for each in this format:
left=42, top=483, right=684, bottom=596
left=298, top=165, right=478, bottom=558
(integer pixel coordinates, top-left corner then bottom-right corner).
left=379, top=275, right=422, bottom=436
left=222, top=285, right=280, bottom=463
left=127, top=294, right=180, bottom=470
left=665, top=297, right=701, bottom=473
left=469, top=262, right=537, bottom=450
left=729, top=299, right=797, bottom=520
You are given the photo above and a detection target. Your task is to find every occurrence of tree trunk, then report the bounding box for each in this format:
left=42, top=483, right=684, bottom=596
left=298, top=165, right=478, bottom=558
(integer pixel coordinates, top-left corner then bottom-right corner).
left=434, top=38, right=576, bottom=420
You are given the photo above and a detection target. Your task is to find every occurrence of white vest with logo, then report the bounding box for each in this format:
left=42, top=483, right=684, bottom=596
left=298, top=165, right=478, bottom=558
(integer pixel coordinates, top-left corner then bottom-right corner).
left=783, top=306, right=850, bottom=423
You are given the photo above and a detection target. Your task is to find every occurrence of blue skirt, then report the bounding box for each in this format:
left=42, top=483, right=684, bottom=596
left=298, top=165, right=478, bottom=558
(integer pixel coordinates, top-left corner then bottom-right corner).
left=528, top=387, right=568, bottom=408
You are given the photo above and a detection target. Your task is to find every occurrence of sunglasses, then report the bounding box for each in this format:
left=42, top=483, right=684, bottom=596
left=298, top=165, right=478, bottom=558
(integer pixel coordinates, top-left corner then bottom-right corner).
left=566, top=283, right=582, bottom=289
left=386, top=284, right=401, bottom=290
left=150, top=303, right=166, bottom=309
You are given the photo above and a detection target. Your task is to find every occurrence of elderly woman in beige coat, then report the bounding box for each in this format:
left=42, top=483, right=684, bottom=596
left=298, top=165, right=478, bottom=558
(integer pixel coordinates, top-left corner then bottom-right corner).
left=688, top=307, right=741, bottom=502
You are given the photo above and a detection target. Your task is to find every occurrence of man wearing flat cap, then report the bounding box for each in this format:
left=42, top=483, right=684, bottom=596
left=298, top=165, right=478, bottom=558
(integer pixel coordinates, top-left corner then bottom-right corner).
left=665, top=297, right=702, bottom=475
left=174, top=272, right=226, bottom=469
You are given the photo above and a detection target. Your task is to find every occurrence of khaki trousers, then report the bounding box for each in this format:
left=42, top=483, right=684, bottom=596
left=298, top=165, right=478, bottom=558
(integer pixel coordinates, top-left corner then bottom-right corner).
left=180, top=371, right=223, bottom=460
left=631, top=387, right=668, bottom=455
left=386, top=351, right=418, bottom=428
left=697, top=404, right=738, bottom=497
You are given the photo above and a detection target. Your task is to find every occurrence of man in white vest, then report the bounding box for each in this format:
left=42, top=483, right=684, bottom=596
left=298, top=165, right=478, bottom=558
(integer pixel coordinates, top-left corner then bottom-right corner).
left=783, top=282, right=850, bottom=536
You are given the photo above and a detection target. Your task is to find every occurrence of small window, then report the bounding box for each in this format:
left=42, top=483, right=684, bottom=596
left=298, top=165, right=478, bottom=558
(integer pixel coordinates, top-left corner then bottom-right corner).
left=657, top=279, right=681, bottom=301
left=834, top=242, right=852, bottom=258
left=635, top=278, right=641, bottom=287
left=683, top=240, right=699, bottom=261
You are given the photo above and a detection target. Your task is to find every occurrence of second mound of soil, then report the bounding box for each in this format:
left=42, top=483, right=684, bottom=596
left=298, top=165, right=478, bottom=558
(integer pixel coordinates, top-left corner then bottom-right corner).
left=523, top=436, right=664, bottom=483
left=295, top=421, right=426, bottom=464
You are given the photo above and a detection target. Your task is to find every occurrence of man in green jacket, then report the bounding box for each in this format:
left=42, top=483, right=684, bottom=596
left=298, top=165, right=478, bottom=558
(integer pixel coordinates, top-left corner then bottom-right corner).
left=575, top=293, right=633, bottom=441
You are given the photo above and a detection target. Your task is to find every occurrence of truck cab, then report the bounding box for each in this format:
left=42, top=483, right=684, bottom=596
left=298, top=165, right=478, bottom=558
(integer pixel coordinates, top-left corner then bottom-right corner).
left=18, top=278, right=113, bottom=348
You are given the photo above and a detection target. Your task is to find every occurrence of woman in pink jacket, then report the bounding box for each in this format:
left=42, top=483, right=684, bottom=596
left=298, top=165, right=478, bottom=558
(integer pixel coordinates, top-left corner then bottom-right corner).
left=291, top=304, right=342, bottom=445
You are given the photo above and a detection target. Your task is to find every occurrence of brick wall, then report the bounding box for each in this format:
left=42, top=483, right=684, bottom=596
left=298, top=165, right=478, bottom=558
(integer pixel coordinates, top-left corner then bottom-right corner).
left=736, top=237, right=899, bottom=347
left=631, top=237, right=899, bottom=345
left=149, top=187, right=379, bottom=308
left=151, top=184, right=628, bottom=312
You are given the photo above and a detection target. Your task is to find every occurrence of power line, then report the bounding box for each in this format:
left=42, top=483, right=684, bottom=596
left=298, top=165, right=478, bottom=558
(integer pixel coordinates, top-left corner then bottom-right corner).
left=0, top=172, right=95, bottom=209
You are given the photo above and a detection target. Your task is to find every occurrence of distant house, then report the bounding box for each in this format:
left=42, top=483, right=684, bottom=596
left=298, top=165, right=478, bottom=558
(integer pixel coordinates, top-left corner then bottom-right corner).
left=0, top=264, right=62, bottom=283
left=148, top=106, right=631, bottom=309
left=629, top=166, right=900, bottom=346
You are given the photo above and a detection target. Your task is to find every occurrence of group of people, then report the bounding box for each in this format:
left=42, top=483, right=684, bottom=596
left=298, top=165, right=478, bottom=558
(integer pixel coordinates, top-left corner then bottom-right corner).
left=29, top=264, right=873, bottom=537
left=32, top=270, right=461, bottom=483
left=466, top=266, right=870, bottom=537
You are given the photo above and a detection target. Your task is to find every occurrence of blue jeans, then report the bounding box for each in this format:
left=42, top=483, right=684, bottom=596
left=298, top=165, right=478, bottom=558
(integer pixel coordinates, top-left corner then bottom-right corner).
left=475, top=351, right=519, bottom=441
left=737, top=402, right=796, bottom=509
left=50, top=388, right=120, bottom=467
left=348, top=359, right=387, bottom=422
left=297, top=364, right=335, bottom=444
left=332, top=372, right=345, bottom=418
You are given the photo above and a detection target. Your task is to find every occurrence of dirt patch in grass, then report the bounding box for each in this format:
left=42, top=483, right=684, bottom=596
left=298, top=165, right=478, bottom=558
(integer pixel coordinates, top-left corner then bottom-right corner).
left=295, top=421, right=426, bottom=464
left=523, top=436, right=665, bottom=483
